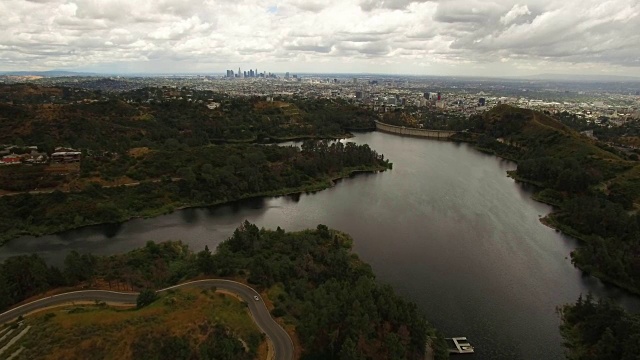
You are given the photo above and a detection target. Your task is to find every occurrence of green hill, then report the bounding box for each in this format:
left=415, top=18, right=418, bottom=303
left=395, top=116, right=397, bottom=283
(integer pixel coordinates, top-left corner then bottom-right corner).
left=0, top=84, right=376, bottom=152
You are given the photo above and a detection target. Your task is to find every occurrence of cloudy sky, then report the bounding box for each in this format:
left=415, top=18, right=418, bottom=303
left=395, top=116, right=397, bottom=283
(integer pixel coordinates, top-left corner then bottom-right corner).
left=1, top=0, right=639, bottom=76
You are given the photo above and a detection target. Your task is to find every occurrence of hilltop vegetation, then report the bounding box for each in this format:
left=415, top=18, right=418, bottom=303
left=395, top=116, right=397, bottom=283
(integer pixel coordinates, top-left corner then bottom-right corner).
left=0, top=84, right=391, bottom=244
left=10, top=289, right=263, bottom=360
left=0, top=223, right=448, bottom=360
left=0, top=140, right=390, bottom=244
left=559, top=294, right=640, bottom=360
left=214, top=222, right=448, bottom=359
left=0, top=84, right=376, bottom=152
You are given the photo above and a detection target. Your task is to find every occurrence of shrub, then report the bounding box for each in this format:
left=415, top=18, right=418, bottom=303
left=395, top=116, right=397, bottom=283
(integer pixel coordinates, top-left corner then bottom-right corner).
left=136, top=289, right=158, bottom=309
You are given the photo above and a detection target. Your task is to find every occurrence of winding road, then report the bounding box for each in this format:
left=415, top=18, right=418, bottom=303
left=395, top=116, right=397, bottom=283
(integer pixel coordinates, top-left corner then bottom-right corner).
left=0, top=279, right=293, bottom=360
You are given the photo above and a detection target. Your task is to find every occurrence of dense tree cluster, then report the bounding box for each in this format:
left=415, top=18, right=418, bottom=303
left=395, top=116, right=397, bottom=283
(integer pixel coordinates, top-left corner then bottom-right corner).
left=0, top=241, right=196, bottom=313
left=0, top=142, right=389, bottom=244
left=0, top=223, right=447, bottom=359
left=517, top=157, right=601, bottom=193
left=0, top=254, right=65, bottom=311
left=0, top=165, right=66, bottom=192
left=559, top=294, right=640, bottom=360
left=208, top=222, right=447, bottom=360
left=0, top=85, right=376, bottom=152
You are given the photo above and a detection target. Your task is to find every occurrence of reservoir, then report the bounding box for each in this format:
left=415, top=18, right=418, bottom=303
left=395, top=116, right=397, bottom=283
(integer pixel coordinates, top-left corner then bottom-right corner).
left=3, top=131, right=639, bottom=359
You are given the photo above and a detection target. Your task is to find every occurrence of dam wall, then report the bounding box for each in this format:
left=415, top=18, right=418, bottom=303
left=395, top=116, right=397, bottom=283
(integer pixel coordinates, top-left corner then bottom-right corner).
left=374, top=121, right=457, bottom=140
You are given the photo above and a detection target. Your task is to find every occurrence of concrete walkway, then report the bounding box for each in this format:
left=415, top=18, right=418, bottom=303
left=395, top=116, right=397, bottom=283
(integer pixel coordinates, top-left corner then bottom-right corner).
left=7, top=346, right=24, bottom=360
left=0, top=326, right=31, bottom=356
left=0, top=328, right=14, bottom=343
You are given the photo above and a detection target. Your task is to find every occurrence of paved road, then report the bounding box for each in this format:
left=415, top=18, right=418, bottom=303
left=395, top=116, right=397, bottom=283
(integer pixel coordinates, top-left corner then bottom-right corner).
left=0, top=279, right=293, bottom=360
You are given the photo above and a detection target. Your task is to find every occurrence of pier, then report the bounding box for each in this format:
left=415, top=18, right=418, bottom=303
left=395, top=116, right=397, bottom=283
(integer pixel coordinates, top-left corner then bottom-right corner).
left=446, top=337, right=474, bottom=354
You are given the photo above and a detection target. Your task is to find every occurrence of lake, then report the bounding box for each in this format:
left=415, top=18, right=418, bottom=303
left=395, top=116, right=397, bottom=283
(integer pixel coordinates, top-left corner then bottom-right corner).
left=3, top=131, right=639, bottom=359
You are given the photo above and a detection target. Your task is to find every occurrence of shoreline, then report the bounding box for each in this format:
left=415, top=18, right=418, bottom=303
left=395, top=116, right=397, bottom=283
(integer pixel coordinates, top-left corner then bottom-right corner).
left=211, top=131, right=362, bottom=145
left=0, top=165, right=388, bottom=246
left=380, top=129, right=640, bottom=297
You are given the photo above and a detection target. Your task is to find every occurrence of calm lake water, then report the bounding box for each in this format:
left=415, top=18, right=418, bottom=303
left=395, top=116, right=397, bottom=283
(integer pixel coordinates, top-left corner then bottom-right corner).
left=3, top=132, right=640, bottom=359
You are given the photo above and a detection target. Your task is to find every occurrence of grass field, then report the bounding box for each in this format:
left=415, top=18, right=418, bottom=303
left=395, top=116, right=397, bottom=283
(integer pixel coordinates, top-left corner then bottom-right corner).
left=4, top=289, right=265, bottom=360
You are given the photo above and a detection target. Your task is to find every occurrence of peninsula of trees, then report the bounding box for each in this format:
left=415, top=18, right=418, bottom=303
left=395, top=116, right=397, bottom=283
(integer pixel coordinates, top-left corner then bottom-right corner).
left=0, top=223, right=449, bottom=359
left=0, top=85, right=391, bottom=244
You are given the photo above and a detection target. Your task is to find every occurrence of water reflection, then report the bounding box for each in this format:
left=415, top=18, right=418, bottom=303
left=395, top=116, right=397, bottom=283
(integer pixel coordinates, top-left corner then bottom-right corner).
left=103, top=222, right=123, bottom=238
left=179, top=208, right=199, bottom=224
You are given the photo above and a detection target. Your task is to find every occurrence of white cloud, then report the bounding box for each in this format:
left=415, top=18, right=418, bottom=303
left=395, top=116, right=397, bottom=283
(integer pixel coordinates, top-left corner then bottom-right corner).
left=0, top=0, right=638, bottom=76
left=500, top=4, right=531, bottom=25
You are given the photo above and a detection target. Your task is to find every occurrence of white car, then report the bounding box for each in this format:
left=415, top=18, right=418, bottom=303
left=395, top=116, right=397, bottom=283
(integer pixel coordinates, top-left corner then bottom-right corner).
left=253, top=295, right=260, bottom=301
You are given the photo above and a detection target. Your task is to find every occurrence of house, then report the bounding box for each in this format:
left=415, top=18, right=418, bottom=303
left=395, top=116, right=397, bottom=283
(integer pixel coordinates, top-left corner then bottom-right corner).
left=1, top=154, right=21, bottom=165
left=54, top=147, right=79, bottom=153
left=22, top=152, right=48, bottom=164
left=51, top=151, right=81, bottom=163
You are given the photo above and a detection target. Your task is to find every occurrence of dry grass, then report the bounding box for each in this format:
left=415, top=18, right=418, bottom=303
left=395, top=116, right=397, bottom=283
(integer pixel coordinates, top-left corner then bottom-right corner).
left=127, top=147, right=152, bottom=158
left=14, top=289, right=264, bottom=360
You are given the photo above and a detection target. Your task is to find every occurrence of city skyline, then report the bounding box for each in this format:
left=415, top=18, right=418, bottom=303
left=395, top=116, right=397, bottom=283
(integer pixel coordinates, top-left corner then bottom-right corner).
left=0, top=0, right=639, bottom=77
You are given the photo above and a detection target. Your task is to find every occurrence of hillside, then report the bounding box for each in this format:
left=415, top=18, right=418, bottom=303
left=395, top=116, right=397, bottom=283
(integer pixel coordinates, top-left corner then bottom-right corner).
left=3, top=288, right=264, bottom=360
left=476, top=105, right=640, bottom=294
left=0, top=83, right=390, bottom=244
left=0, top=224, right=449, bottom=360
left=0, top=84, right=376, bottom=152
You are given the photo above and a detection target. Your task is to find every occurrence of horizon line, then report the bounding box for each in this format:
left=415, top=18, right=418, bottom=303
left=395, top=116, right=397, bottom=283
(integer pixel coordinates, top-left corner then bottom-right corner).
left=1, top=69, right=640, bottom=82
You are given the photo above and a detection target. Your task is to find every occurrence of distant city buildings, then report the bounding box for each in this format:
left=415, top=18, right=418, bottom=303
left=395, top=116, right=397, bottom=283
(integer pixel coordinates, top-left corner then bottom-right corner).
left=225, top=67, right=292, bottom=79
left=3, top=72, right=637, bottom=128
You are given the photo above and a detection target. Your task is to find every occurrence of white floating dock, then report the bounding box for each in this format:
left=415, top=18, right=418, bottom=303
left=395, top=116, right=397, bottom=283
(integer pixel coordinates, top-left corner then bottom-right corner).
left=446, top=337, right=475, bottom=354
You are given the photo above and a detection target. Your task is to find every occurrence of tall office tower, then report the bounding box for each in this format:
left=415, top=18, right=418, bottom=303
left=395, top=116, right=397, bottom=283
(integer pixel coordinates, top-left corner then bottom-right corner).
left=424, top=92, right=430, bottom=99
left=285, top=72, right=290, bottom=78
left=479, top=98, right=486, bottom=106
left=437, top=92, right=442, bottom=101
left=353, top=78, right=357, bottom=84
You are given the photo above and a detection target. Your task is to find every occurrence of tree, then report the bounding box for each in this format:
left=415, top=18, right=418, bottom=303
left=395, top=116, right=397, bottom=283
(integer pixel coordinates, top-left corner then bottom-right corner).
left=197, top=245, right=216, bottom=275
left=63, top=251, right=97, bottom=285
left=136, top=289, right=158, bottom=308
left=339, top=337, right=361, bottom=360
